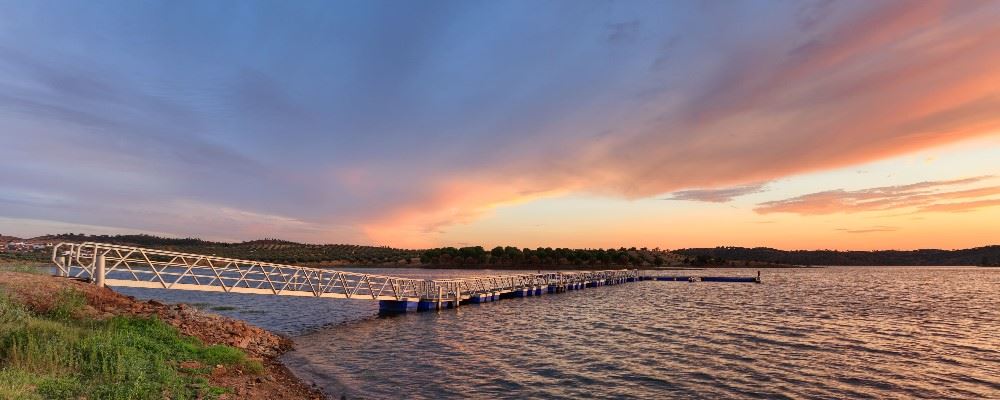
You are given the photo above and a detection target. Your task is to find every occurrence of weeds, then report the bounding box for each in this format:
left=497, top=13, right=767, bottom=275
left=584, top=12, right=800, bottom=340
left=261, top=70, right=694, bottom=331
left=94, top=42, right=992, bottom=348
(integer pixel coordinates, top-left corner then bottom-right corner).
left=0, top=368, right=41, bottom=399
left=0, top=289, right=260, bottom=399
left=0, top=262, right=48, bottom=275
left=48, top=288, right=86, bottom=321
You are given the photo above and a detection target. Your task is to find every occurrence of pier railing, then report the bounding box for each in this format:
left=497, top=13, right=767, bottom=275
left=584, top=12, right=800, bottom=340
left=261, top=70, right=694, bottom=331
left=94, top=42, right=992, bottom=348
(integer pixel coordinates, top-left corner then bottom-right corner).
left=51, top=242, right=639, bottom=301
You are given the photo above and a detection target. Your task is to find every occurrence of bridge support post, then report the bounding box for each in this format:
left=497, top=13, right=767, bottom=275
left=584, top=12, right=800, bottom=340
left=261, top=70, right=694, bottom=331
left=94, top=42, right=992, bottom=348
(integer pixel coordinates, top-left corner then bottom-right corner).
left=437, top=287, right=443, bottom=310
left=60, top=253, right=71, bottom=277
left=94, top=253, right=106, bottom=288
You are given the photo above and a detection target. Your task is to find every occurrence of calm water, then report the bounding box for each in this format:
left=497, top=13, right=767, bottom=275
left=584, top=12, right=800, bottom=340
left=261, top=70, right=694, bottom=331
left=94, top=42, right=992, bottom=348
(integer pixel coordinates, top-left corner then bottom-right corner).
left=119, top=267, right=1000, bottom=399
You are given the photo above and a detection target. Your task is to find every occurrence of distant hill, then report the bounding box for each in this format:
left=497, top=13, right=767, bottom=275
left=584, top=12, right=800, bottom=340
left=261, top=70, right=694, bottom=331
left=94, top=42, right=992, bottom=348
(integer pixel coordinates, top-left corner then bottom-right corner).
left=6, top=233, right=999, bottom=267
left=416, top=246, right=753, bottom=269
left=0, top=235, right=26, bottom=243
left=24, top=234, right=420, bottom=266
left=672, top=246, right=1000, bottom=266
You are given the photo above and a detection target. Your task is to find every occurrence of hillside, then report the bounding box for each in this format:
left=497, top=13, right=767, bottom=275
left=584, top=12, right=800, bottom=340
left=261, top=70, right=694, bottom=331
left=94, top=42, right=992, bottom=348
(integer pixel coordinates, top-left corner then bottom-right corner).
left=419, top=246, right=696, bottom=269
left=6, top=233, right=999, bottom=267
left=11, top=234, right=420, bottom=266
left=673, top=246, right=1000, bottom=266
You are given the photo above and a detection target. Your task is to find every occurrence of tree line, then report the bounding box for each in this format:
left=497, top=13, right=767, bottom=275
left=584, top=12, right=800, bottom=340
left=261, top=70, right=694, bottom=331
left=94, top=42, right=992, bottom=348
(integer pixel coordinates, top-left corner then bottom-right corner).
left=420, top=246, right=673, bottom=267
left=673, top=246, right=1000, bottom=266
left=37, top=234, right=420, bottom=265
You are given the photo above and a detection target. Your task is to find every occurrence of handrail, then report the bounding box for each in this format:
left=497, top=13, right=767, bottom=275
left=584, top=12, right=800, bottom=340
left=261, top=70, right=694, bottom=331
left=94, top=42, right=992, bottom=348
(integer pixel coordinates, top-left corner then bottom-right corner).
left=52, top=242, right=640, bottom=301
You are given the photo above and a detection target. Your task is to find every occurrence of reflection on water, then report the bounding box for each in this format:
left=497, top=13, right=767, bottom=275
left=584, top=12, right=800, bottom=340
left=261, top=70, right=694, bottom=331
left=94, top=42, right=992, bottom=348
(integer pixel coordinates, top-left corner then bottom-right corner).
left=119, top=267, right=1000, bottom=399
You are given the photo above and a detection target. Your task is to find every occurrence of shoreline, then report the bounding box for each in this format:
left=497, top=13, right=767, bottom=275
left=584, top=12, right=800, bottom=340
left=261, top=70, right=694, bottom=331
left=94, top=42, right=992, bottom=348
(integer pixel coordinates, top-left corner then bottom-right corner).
left=0, top=267, right=325, bottom=400
left=283, top=263, right=997, bottom=270
left=296, top=263, right=810, bottom=270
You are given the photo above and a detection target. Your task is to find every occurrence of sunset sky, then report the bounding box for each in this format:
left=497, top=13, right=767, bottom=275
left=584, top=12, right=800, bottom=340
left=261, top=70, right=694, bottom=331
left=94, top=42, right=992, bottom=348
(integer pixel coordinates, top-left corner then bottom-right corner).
left=1, top=0, right=998, bottom=250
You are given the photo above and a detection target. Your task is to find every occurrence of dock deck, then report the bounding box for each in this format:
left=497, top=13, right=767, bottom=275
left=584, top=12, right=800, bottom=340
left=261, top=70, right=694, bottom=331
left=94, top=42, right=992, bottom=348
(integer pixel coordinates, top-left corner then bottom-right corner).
left=50, top=242, right=760, bottom=315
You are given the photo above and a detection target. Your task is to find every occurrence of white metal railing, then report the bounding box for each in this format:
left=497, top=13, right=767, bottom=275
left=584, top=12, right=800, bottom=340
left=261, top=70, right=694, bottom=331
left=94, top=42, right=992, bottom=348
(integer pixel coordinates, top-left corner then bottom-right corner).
left=51, top=242, right=640, bottom=301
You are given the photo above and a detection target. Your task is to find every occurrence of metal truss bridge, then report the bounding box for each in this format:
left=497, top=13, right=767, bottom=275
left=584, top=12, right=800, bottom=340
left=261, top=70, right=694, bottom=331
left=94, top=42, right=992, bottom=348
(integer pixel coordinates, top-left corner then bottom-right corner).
left=51, top=242, right=757, bottom=313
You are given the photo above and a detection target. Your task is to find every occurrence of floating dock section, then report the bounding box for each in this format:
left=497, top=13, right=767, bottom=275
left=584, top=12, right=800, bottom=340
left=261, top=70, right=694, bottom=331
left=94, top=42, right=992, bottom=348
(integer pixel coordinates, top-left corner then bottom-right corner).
left=44, top=242, right=760, bottom=316
left=378, top=270, right=761, bottom=314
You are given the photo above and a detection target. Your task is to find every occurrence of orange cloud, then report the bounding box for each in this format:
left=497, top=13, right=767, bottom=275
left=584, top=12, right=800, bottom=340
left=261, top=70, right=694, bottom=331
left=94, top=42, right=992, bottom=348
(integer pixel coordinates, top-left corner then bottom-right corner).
left=361, top=177, right=576, bottom=247
left=663, top=183, right=768, bottom=203
left=836, top=226, right=898, bottom=234
left=755, top=176, right=1000, bottom=215
left=334, top=2, right=1000, bottom=245
left=918, top=198, right=1000, bottom=213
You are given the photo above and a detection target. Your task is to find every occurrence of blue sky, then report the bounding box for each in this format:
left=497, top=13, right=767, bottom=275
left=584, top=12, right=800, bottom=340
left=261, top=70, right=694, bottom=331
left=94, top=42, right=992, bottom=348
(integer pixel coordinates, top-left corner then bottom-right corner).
left=1, top=1, right=998, bottom=248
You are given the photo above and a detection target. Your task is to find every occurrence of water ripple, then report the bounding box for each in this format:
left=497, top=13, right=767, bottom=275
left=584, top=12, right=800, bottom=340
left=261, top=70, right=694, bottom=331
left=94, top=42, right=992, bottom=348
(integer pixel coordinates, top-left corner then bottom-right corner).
left=117, top=267, right=1000, bottom=399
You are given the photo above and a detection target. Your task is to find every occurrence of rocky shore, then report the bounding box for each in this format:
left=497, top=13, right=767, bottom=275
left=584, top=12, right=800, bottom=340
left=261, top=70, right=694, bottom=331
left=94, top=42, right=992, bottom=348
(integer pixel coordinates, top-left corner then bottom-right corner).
left=0, top=270, right=325, bottom=399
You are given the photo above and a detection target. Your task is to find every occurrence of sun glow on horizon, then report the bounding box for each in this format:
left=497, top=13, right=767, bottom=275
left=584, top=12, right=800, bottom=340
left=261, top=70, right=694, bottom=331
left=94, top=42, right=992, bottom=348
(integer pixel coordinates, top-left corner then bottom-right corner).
left=435, top=135, right=1000, bottom=251
left=0, top=1, right=998, bottom=250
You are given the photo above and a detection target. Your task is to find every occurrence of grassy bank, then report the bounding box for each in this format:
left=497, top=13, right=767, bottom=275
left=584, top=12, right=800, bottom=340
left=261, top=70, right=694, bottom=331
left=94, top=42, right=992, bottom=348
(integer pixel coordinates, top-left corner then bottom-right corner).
left=0, top=285, right=263, bottom=400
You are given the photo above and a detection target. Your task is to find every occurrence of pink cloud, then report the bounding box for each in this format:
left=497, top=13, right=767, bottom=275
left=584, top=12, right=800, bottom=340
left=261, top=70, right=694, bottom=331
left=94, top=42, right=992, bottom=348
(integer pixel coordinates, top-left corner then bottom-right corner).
left=837, top=226, right=899, bottom=234
left=755, top=176, right=1000, bottom=215
left=4, top=1, right=998, bottom=247
left=663, top=182, right=768, bottom=203
left=918, top=199, right=1000, bottom=213
left=363, top=2, right=1000, bottom=244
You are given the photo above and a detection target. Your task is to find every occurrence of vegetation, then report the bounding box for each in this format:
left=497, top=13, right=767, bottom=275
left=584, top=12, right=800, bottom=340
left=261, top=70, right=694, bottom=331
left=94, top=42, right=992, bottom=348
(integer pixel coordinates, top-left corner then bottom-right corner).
left=10, top=233, right=1000, bottom=268
left=34, top=234, right=421, bottom=265
left=0, top=252, right=46, bottom=264
left=673, top=246, right=1000, bottom=266
left=0, top=288, right=261, bottom=399
left=0, top=262, right=48, bottom=275
left=420, top=246, right=679, bottom=268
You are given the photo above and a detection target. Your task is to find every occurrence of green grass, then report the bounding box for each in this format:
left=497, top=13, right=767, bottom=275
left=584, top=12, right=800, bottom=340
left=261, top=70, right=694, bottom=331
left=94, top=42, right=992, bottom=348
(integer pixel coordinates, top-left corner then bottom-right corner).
left=0, top=289, right=262, bottom=399
left=0, top=252, right=49, bottom=265
left=0, top=262, right=49, bottom=276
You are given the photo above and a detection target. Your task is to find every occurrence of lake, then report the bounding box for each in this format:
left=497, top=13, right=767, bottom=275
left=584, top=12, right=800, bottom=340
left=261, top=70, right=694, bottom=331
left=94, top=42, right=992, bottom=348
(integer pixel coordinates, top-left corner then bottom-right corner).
left=117, top=267, right=1000, bottom=399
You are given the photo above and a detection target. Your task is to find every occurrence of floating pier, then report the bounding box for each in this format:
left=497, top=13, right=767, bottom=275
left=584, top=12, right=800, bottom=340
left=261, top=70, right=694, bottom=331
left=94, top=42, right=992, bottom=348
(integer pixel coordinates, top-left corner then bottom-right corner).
left=48, top=242, right=760, bottom=316
left=378, top=270, right=761, bottom=314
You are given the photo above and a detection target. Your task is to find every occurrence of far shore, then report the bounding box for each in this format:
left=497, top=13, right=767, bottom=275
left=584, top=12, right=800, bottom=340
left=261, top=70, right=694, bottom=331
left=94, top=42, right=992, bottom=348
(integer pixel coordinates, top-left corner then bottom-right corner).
left=293, top=262, right=818, bottom=270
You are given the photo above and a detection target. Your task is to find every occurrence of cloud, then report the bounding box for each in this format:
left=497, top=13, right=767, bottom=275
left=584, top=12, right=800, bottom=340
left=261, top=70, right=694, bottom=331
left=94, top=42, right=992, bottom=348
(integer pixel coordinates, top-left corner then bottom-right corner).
left=836, top=226, right=898, bottom=234
left=918, top=199, right=1000, bottom=213
left=755, top=176, right=1000, bottom=215
left=663, top=182, right=768, bottom=203
left=0, top=1, right=998, bottom=246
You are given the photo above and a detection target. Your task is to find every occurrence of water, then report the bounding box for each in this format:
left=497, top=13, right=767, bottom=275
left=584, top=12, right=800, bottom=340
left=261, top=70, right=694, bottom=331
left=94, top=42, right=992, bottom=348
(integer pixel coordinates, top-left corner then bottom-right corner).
left=118, top=267, right=1000, bottom=399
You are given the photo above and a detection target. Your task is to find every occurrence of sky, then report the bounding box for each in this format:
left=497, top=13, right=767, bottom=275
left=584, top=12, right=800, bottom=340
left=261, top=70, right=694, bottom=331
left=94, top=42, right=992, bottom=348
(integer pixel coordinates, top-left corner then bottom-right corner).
left=0, top=0, right=998, bottom=250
